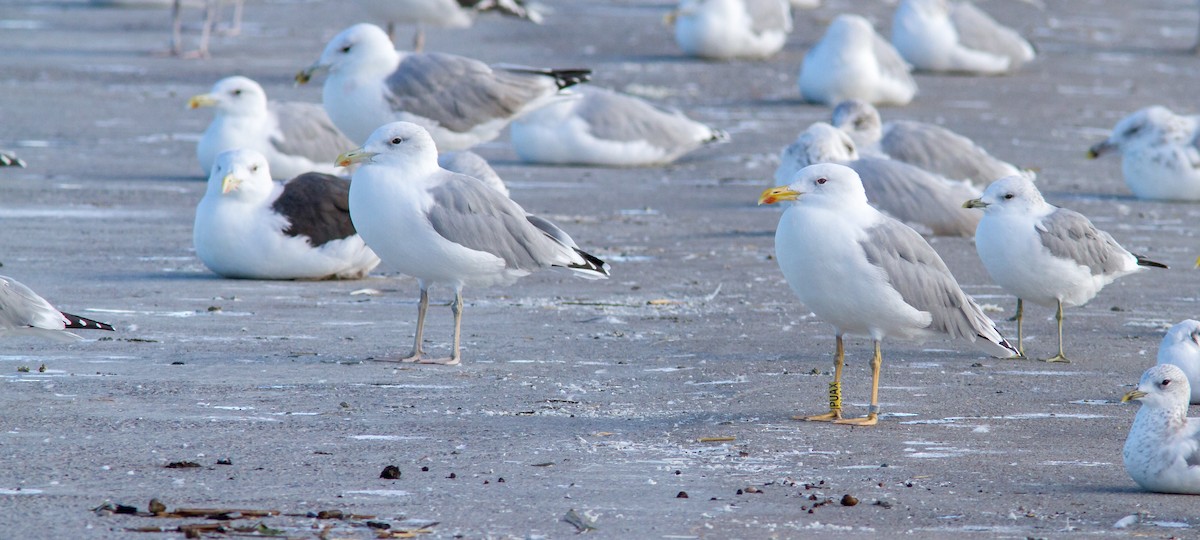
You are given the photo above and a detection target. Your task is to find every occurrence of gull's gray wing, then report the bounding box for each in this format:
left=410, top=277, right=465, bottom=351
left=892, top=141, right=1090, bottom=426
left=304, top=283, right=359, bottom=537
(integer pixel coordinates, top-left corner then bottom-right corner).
left=1036, top=208, right=1132, bottom=276
left=950, top=1, right=1034, bottom=66
left=0, top=276, right=66, bottom=332
left=871, top=31, right=916, bottom=87
left=575, top=87, right=720, bottom=153
left=384, top=53, right=560, bottom=133
left=745, top=0, right=792, bottom=34
left=272, top=173, right=357, bottom=247
left=860, top=219, right=1010, bottom=351
left=269, top=101, right=357, bottom=161
left=881, top=121, right=1019, bottom=184
left=850, top=157, right=981, bottom=237
left=426, top=172, right=572, bottom=271
left=438, top=150, right=508, bottom=196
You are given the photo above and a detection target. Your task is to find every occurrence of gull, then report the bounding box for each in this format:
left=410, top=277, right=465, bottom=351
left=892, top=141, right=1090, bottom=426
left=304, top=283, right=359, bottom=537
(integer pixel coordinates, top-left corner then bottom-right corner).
left=296, top=23, right=590, bottom=151
left=1, top=152, right=25, bottom=168
left=668, top=0, right=793, bottom=60
left=194, top=149, right=380, bottom=280
left=830, top=99, right=1024, bottom=184
left=1087, top=105, right=1200, bottom=201
left=169, top=0, right=244, bottom=58
left=891, top=0, right=1035, bottom=75
left=189, top=76, right=355, bottom=180
left=775, top=122, right=981, bottom=236
left=759, top=163, right=1018, bottom=425
left=0, top=276, right=114, bottom=341
left=964, top=175, right=1167, bottom=362
left=337, top=122, right=609, bottom=365
left=1157, top=320, right=1200, bottom=404
left=354, top=0, right=543, bottom=51
left=438, top=150, right=508, bottom=196
left=799, top=14, right=917, bottom=106
left=509, top=86, right=729, bottom=166
left=1121, top=364, right=1200, bottom=495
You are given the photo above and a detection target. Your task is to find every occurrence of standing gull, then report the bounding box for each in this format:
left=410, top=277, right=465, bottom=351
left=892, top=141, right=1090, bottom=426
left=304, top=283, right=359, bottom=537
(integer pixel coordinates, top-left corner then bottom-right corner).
left=509, top=86, right=729, bottom=166
left=354, top=0, right=543, bottom=51
left=799, top=14, right=917, bottom=106
left=891, top=0, right=1035, bottom=74
left=337, top=122, right=609, bottom=365
left=1157, top=320, right=1200, bottom=404
left=830, top=99, right=1024, bottom=184
left=759, top=163, right=1018, bottom=425
left=1121, top=364, right=1200, bottom=495
left=668, top=0, right=793, bottom=60
left=964, top=175, right=1167, bottom=362
left=775, top=122, right=981, bottom=236
left=0, top=276, right=114, bottom=341
left=194, top=149, right=380, bottom=280
left=1087, top=105, right=1200, bottom=201
left=296, top=23, right=590, bottom=151
left=190, top=76, right=355, bottom=179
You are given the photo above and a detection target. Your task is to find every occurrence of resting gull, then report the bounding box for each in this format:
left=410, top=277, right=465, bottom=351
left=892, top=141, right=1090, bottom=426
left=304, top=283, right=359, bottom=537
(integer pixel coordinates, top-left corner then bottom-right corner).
left=798, top=14, right=917, bottom=106
left=775, top=122, right=981, bottom=236
left=891, top=0, right=1035, bottom=74
left=194, top=149, right=380, bottom=280
left=337, top=122, right=609, bottom=365
left=0, top=276, right=114, bottom=341
left=964, top=175, right=1166, bottom=362
left=510, top=86, right=729, bottom=166
left=296, top=23, right=590, bottom=151
left=190, top=76, right=355, bottom=179
left=759, top=163, right=1018, bottom=425
left=1157, top=320, right=1200, bottom=404
left=668, top=0, right=793, bottom=60
left=1087, top=105, right=1200, bottom=201
left=830, top=99, right=1024, bottom=184
left=1121, top=364, right=1200, bottom=495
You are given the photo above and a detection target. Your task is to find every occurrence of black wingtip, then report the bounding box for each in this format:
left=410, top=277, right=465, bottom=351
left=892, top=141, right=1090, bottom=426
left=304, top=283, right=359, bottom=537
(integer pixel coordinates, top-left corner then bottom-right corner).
left=550, top=69, right=591, bottom=89
left=1135, top=254, right=1168, bottom=269
left=61, top=312, right=115, bottom=332
left=571, top=249, right=610, bottom=277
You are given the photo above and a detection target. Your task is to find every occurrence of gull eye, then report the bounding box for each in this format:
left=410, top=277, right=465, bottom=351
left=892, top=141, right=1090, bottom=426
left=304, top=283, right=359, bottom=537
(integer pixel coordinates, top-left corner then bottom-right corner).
left=1003, top=193, right=1014, bottom=200
left=390, top=137, right=404, bottom=145
left=1162, top=379, right=1172, bottom=387
left=816, top=177, right=827, bottom=185
left=251, top=164, right=260, bottom=172
left=232, top=89, right=242, bottom=96
left=340, top=44, right=352, bottom=53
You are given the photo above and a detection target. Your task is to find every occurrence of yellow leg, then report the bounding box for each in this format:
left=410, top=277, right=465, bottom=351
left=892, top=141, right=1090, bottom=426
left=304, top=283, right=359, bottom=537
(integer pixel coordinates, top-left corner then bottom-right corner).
left=1014, top=298, right=1025, bottom=358
left=1042, top=299, right=1070, bottom=363
left=836, top=340, right=881, bottom=426
left=798, top=335, right=844, bottom=422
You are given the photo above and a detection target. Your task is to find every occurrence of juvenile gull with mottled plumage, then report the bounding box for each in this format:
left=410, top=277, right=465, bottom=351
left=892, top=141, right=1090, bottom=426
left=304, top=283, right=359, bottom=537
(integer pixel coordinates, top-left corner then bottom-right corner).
left=193, top=149, right=380, bottom=280
left=759, top=163, right=1018, bottom=426
left=296, top=23, right=590, bottom=151
left=337, top=122, right=609, bottom=366
left=0, top=276, right=114, bottom=341
left=190, top=76, right=355, bottom=180
left=1087, top=105, right=1200, bottom=201
left=965, top=175, right=1167, bottom=362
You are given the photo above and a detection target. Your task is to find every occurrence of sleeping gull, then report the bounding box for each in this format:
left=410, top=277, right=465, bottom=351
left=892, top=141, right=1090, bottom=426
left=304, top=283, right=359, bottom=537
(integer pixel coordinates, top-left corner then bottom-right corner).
left=830, top=99, right=1024, bottom=184
left=0, top=152, right=25, bottom=168
left=775, top=122, right=981, bottom=236
left=891, top=0, right=1035, bottom=75
left=964, top=175, right=1167, bottom=362
left=296, top=23, right=590, bottom=151
left=337, top=122, right=609, bottom=365
left=194, top=149, right=380, bottom=280
left=1121, top=364, right=1200, bottom=495
left=668, top=0, right=793, bottom=60
left=1157, top=320, right=1200, bottom=404
left=799, top=14, right=917, bottom=106
left=759, top=163, right=1018, bottom=425
left=509, top=86, right=729, bottom=166
left=354, top=0, right=543, bottom=50
left=190, top=76, right=355, bottom=179
left=1087, top=105, right=1200, bottom=201
left=0, top=276, right=114, bottom=341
